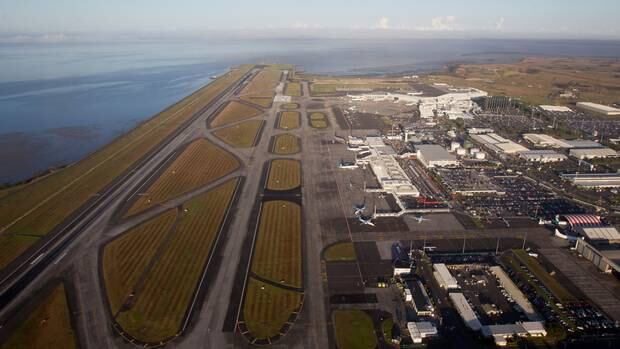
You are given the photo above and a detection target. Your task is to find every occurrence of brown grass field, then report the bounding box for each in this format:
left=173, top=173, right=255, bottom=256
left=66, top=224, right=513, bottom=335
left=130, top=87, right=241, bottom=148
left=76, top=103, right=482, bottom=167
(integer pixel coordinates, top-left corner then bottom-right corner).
left=309, top=112, right=328, bottom=129
left=278, top=111, right=300, bottom=130
left=241, top=97, right=273, bottom=108
left=0, top=283, right=77, bottom=349
left=309, top=78, right=409, bottom=96
left=271, top=134, right=300, bottom=155
left=242, top=277, right=303, bottom=341
left=103, top=209, right=177, bottom=314
left=209, top=101, right=263, bottom=128
left=284, top=82, right=302, bottom=97
left=124, top=138, right=239, bottom=217
left=266, top=159, right=301, bottom=191
left=251, top=200, right=302, bottom=288
left=0, top=65, right=252, bottom=272
left=280, top=103, right=299, bottom=110
left=240, top=70, right=282, bottom=97
left=112, top=179, right=239, bottom=343
left=421, top=57, right=620, bottom=105
left=213, top=120, right=264, bottom=148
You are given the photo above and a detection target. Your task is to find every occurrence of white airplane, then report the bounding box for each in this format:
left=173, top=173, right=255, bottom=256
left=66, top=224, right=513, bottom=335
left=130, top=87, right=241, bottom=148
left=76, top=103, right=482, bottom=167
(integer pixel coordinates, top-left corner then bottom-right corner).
left=358, top=215, right=375, bottom=226
left=413, top=215, right=430, bottom=223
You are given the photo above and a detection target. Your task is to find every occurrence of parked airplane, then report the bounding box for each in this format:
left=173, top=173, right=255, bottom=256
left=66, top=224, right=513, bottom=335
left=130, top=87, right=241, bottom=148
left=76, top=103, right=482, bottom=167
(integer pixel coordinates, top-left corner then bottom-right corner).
left=353, top=204, right=366, bottom=216
left=358, top=215, right=375, bottom=226
left=413, top=215, right=430, bottom=223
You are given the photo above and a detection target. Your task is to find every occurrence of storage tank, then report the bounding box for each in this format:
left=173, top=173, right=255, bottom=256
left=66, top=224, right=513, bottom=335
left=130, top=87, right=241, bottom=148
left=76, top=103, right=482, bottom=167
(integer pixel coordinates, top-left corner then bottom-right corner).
left=456, top=148, right=467, bottom=156
left=450, top=142, right=461, bottom=152
left=475, top=152, right=486, bottom=160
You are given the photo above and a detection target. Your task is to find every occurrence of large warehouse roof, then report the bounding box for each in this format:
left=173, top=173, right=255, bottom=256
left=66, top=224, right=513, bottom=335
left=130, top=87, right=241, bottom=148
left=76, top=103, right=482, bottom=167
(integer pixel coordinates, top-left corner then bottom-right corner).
left=570, top=147, right=618, bottom=159
left=415, top=144, right=457, bottom=162
left=579, top=227, right=620, bottom=242
left=576, top=102, right=620, bottom=116
left=449, top=293, right=482, bottom=331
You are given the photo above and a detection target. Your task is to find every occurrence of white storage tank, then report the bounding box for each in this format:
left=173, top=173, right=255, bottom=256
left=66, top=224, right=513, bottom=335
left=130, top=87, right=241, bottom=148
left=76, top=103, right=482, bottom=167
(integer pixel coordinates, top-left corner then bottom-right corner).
left=456, top=148, right=467, bottom=156
left=475, top=152, right=486, bottom=160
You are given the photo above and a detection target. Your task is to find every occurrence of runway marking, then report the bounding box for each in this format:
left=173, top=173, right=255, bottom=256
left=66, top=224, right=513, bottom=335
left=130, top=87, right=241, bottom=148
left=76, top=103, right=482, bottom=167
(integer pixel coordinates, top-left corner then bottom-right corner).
left=124, top=151, right=177, bottom=203
left=29, top=253, right=45, bottom=266
left=54, top=252, right=67, bottom=265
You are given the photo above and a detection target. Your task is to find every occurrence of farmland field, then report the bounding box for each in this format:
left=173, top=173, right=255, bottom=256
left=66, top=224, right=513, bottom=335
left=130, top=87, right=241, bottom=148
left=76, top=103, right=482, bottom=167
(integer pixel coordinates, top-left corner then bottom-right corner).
left=0, top=65, right=252, bottom=272
left=309, top=112, right=328, bottom=129
left=242, top=277, right=303, bottom=341
left=103, top=209, right=177, bottom=314
left=0, top=283, right=77, bottom=349
left=209, top=101, right=263, bottom=128
left=251, top=200, right=302, bottom=288
left=278, top=111, right=300, bottom=130
left=110, top=179, right=239, bottom=343
left=213, top=120, right=264, bottom=148
left=271, top=134, right=300, bottom=155
left=284, top=82, right=302, bottom=97
left=333, top=310, right=377, bottom=349
left=124, top=138, right=239, bottom=217
left=323, top=242, right=356, bottom=262
left=281, top=103, right=299, bottom=110
left=266, top=159, right=301, bottom=191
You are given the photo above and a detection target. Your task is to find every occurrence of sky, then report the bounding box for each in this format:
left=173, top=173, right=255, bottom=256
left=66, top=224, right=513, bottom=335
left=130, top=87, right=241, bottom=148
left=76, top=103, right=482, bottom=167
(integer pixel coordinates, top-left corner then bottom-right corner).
left=1, top=0, right=619, bottom=42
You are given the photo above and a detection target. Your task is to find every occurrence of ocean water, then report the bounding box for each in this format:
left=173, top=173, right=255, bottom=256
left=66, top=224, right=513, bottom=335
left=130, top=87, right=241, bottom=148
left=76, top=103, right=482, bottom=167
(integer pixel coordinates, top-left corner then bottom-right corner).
left=1, top=38, right=620, bottom=183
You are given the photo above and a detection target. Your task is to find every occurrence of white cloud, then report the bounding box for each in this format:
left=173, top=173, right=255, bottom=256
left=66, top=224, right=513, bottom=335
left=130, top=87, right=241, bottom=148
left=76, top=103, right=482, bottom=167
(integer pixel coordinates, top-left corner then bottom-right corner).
left=414, top=16, right=458, bottom=31
left=496, top=17, right=505, bottom=30
left=374, top=16, right=390, bottom=30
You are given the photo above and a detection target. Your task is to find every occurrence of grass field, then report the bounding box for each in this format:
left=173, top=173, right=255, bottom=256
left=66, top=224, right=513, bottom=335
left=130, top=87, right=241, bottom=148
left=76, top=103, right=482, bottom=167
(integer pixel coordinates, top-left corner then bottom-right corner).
left=310, top=79, right=409, bottom=96
left=266, top=159, right=301, bottom=191
left=278, top=111, right=300, bottom=129
left=209, top=101, right=263, bottom=128
left=284, top=82, right=302, bottom=97
left=103, top=209, right=177, bottom=314
left=239, top=69, right=282, bottom=107
left=333, top=310, right=377, bottom=349
left=242, top=277, right=303, bottom=341
left=271, top=134, right=300, bottom=155
left=0, top=283, right=77, bottom=349
left=0, top=65, right=252, bottom=272
left=124, top=138, right=239, bottom=217
left=512, top=249, right=576, bottom=302
left=213, top=120, right=264, bottom=148
left=110, top=179, right=238, bottom=343
left=251, top=200, right=302, bottom=288
left=281, top=103, right=299, bottom=110
left=420, top=57, right=620, bottom=105
left=323, top=242, right=356, bottom=262
left=241, top=97, right=273, bottom=108
left=309, top=112, right=328, bottom=129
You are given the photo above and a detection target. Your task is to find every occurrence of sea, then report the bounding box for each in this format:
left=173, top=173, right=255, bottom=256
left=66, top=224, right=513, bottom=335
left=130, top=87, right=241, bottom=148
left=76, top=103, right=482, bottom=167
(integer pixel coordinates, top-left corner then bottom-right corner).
left=1, top=37, right=620, bottom=184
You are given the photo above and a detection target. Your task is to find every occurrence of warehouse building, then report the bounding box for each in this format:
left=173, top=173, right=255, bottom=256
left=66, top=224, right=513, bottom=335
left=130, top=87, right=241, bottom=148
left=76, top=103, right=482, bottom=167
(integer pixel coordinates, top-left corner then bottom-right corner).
left=562, top=139, right=604, bottom=149
left=518, top=150, right=568, bottom=163
left=433, top=263, right=459, bottom=290
left=409, top=280, right=434, bottom=316
left=539, top=105, right=572, bottom=113
left=407, top=322, right=438, bottom=343
left=561, top=173, right=620, bottom=188
left=569, top=147, right=618, bottom=160
left=449, top=293, right=482, bottom=331
left=489, top=266, right=540, bottom=321
left=576, top=102, right=620, bottom=116
left=415, top=144, right=459, bottom=168
left=523, top=133, right=571, bottom=148
left=575, top=227, right=620, bottom=274
left=482, top=322, right=547, bottom=347
left=470, top=133, right=529, bottom=154
left=369, top=155, right=420, bottom=197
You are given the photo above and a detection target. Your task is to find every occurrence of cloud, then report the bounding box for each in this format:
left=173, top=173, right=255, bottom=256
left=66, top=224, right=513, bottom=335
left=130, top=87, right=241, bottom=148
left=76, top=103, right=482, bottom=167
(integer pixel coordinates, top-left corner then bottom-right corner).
left=496, top=17, right=505, bottom=30
left=0, top=33, right=70, bottom=44
left=374, top=16, right=390, bottom=30
left=414, top=16, right=458, bottom=31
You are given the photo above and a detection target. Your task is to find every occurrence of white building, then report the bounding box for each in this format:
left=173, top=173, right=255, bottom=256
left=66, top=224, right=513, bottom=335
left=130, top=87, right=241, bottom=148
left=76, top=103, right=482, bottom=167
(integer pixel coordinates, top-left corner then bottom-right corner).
left=576, top=102, right=620, bottom=116
left=471, top=133, right=529, bottom=154
left=518, top=150, right=568, bottom=163
left=407, top=322, right=438, bottom=343
left=523, top=133, right=571, bottom=148
left=569, top=147, right=618, bottom=159
left=539, top=105, right=572, bottom=113
left=449, top=293, right=482, bottom=331
left=416, top=144, right=459, bottom=168
left=369, top=155, right=420, bottom=197
left=561, top=173, right=620, bottom=188
left=433, top=264, right=459, bottom=290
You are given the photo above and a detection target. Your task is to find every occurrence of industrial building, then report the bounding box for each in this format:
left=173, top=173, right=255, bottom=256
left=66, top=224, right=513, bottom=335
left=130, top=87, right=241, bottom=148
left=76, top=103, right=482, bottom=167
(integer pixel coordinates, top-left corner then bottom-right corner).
left=369, top=155, right=420, bottom=197
left=433, top=264, right=459, bottom=290
left=575, top=226, right=620, bottom=274
left=482, top=322, right=547, bottom=347
left=569, top=147, right=618, bottom=159
left=539, top=105, right=573, bottom=113
left=415, top=144, right=459, bottom=168
left=561, top=173, right=620, bottom=188
left=470, top=133, right=529, bottom=154
left=410, top=280, right=434, bottom=316
left=562, top=140, right=603, bottom=149
left=489, top=266, right=540, bottom=321
left=576, top=102, right=620, bottom=116
left=523, top=133, right=571, bottom=148
left=518, top=150, right=568, bottom=163
left=407, top=322, right=438, bottom=343
left=449, top=293, right=482, bottom=331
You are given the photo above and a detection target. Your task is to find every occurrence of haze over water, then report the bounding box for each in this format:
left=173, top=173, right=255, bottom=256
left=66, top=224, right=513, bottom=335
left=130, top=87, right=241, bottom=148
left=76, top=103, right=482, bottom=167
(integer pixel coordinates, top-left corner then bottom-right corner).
left=1, top=38, right=620, bottom=184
